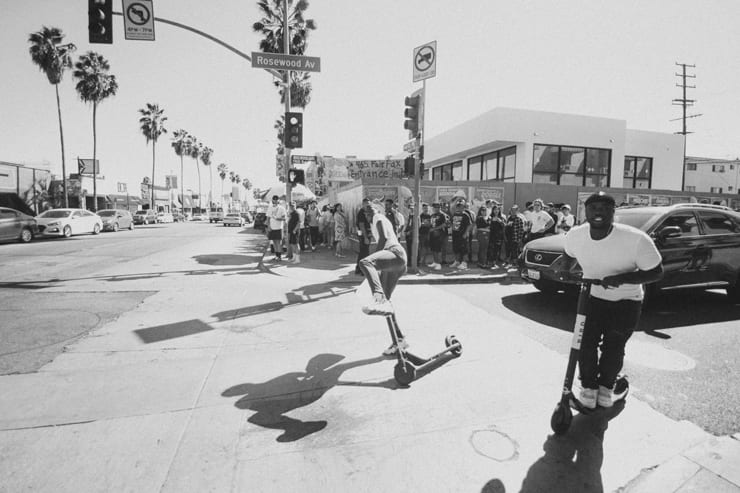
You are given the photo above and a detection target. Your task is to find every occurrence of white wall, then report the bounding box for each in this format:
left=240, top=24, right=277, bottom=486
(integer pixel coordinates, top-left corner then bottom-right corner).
left=624, top=129, right=685, bottom=190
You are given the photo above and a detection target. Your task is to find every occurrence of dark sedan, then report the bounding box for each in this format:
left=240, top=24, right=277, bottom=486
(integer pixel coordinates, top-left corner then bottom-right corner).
left=520, top=203, right=740, bottom=302
left=0, top=207, right=37, bottom=243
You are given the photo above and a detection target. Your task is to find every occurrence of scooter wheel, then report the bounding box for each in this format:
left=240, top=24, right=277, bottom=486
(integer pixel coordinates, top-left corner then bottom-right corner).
left=614, top=375, right=630, bottom=399
left=445, top=335, right=462, bottom=357
left=550, top=402, right=573, bottom=435
left=394, top=361, right=416, bottom=386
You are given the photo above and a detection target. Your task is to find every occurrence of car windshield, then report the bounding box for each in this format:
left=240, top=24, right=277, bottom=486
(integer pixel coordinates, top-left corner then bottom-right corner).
left=226, top=214, right=240, bottom=217
left=135, top=211, right=148, bottom=215
left=38, top=210, right=71, bottom=218
left=614, top=210, right=659, bottom=230
left=98, top=210, right=116, bottom=216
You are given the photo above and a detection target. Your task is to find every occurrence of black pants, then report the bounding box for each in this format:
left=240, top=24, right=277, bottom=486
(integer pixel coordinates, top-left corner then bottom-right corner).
left=579, top=297, right=642, bottom=390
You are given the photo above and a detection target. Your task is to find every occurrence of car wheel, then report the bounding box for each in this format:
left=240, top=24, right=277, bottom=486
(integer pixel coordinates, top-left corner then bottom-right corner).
left=113, top=222, right=119, bottom=232
left=129, top=222, right=134, bottom=230
left=63, top=225, right=72, bottom=238
left=534, top=279, right=561, bottom=294
left=19, top=228, right=33, bottom=243
left=93, top=224, right=101, bottom=235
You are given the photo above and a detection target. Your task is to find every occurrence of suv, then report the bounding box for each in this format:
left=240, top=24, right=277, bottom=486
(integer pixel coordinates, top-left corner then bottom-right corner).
left=209, top=207, right=224, bottom=223
left=133, top=210, right=157, bottom=225
left=519, top=203, right=740, bottom=302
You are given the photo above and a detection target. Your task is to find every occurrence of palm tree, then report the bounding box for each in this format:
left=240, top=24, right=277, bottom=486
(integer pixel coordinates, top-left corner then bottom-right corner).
left=253, top=0, right=317, bottom=137
left=217, top=163, right=228, bottom=206
left=242, top=178, right=252, bottom=192
left=171, top=129, right=189, bottom=212
left=189, top=138, right=202, bottom=210
left=28, top=27, right=76, bottom=207
left=200, top=146, right=214, bottom=208
left=73, top=51, right=118, bottom=212
left=138, top=103, right=167, bottom=211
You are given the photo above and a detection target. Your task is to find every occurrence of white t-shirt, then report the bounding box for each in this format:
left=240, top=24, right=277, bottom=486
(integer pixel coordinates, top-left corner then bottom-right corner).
left=371, top=213, right=401, bottom=250
left=297, top=207, right=306, bottom=228
left=529, top=210, right=553, bottom=233
left=564, top=222, right=662, bottom=301
left=557, top=213, right=575, bottom=234
left=267, top=203, right=286, bottom=230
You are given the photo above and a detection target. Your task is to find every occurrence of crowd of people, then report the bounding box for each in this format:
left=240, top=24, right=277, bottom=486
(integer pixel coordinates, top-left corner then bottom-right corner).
left=264, top=194, right=578, bottom=270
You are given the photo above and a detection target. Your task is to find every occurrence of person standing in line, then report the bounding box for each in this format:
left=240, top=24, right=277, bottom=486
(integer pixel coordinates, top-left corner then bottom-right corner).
left=358, top=200, right=409, bottom=355
left=326, top=205, right=336, bottom=248
left=306, top=201, right=320, bottom=251
left=355, top=198, right=374, bottom=275
left=504, top=204, right=525, bottom=266
left=475, top=206, right=492, bottom=268
left=266, top=195, right=287, bottom=262
left=418, top=203, right=432, bottom=266
left=526, top=199, right=555, bottom=243
left=557, top=204, right=575, bottom=234
left=462, top=201, right=476, bottom=264
left=296, top=203, right=307, bottom=251
left=427, top=202, right=448, bottom=270
left=522, top=201, right=534, bottom=243
left=562, top=192, right=663, bottom=408
left=333, top=203, right=347, bottom=258
left=287, top=201, right=301, bottom=264
left=489, top=204, right=506, bottom=267
left=450, top=200, right=472, bottom=270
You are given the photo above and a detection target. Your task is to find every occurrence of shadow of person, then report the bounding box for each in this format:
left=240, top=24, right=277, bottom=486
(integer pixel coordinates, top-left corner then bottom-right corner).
left=518, top=400, right=625, bottom=493
left=222, top=353, right=387, bottom=442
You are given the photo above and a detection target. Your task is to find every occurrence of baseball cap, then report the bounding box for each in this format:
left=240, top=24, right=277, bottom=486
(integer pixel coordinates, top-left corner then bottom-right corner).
left=584, top=191, right=616, bottom=207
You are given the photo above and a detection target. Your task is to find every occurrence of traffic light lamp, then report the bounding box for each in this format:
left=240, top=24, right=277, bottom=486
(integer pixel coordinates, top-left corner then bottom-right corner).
left=285, top=112, right=303, bottom=149
left=404, top=156, right=416, bottom=177
left=404, top=95, right=421, bottom=139
left=288, top=168, right=305, bottom=185
left=88, top=0, right=113, bottom=44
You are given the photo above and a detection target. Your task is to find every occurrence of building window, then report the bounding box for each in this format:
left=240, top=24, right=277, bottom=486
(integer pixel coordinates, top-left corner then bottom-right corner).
left=467, top=146, right=517, bottom=182
left=685, top=185, right=696, bottom=192
left=533, top=144, right=610, bottom=187
left=712, top=165, right=725, bottom=172
left=710, top=186, right=723, bottom=194
left=432, top=160, right=462, bottom=181
left=624, top=156, right=653, bottom=189
left=686, top=163, right=697, bottom=171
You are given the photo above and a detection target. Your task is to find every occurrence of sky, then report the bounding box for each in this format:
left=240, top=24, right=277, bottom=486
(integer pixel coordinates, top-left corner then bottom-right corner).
left=2, top=0, right=740, bottom=197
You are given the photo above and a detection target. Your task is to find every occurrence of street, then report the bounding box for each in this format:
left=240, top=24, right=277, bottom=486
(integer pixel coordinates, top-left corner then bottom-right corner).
left=1, top=223, right=739, bottom=492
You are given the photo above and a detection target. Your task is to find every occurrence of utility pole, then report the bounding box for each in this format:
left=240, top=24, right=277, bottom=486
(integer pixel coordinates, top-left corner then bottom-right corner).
left=672, top=62, right=702, bottom=191
left=283, top=0, right=292, bottom=204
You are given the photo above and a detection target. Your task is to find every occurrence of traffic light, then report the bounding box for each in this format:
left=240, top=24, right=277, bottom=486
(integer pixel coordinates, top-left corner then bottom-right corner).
left=404, top=95, right=421, bottom=139
left=88, top=0, right=113, bottom=44
left=285, top=112, right=303, bottom=149
left=288, top=168, right=305, bottom=185
left=404, top=156, right=416, bottom=177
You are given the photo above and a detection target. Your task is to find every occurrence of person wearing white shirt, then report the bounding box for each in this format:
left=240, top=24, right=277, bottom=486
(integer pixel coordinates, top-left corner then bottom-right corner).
left=266, top=195, right=287, bottom=261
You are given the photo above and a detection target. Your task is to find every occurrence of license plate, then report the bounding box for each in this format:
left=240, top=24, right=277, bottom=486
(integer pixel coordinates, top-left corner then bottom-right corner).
left=527, top=269, right=541, bottom=280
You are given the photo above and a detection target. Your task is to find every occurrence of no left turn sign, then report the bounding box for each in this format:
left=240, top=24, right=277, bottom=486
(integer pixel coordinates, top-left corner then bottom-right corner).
left=413, top=41, right=437, bottom=82
left=123, top=0, right=155, bottom=41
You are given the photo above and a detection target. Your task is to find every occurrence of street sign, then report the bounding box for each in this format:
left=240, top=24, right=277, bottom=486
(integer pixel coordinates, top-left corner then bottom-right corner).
left=403, top=139, right=419, bottom=153
left=251, top=52, right=321, bottom=73
left=413, top=41, right=437, bottom=82
left=122, top=0, right=155, bottom=41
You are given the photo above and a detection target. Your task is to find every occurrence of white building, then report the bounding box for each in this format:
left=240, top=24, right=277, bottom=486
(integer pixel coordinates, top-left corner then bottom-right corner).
left=684, top=157, right=740, bottom=195
left=424, top=107, right=685, bottom=191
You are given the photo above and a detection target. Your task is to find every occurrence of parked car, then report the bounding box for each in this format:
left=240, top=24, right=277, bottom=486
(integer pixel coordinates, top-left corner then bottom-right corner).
left=240, top=211, right=253, bottom=224
left=173, top=211, right=186, bottom=222
left=35, top=208, right=103, bottom=238
left=222, top=212, right=245, bottom=227
left=253, top=212, right=267, bottom=231
left=98, top=209, right=134, bottom=232
left=0, top=207, right=37, bottom=243
left=209, top=207, right=224, bottom=223
left=519, top=203, right=740, bottom=302
left=191, top=212, right=208, bottom=221
left=133, top=210, right=157, bottom=225
left=156, top=212, right=174, bottom=224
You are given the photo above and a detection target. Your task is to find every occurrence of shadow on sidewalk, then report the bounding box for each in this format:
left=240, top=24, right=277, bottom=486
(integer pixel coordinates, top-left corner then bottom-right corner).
left=481, top=401, right=625, bottom=493
left=222, top=353, right=393, bottom=442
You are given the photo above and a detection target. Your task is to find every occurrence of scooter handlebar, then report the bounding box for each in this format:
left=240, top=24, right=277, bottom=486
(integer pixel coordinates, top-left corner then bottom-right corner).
left=579, top=278, right=602, bottom=286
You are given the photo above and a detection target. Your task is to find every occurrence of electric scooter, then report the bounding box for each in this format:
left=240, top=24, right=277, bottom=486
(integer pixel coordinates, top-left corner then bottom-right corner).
left=550, top=279, right=629, bottom=435
left=385, top=313, right=462, bottom=386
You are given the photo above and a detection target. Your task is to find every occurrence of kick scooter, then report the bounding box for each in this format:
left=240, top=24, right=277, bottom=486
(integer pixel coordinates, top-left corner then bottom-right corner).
left=550, top=279, right=629, bottom=435
left=385, top=313, right=462, bottom=386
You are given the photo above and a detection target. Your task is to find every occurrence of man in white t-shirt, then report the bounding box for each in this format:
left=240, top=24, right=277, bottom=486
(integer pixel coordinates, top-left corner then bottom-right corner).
left=266, top=195, right=287, bottom=261
left=556, top=204, right=575, bottom=234
left=526, top=198, right=554, bottom=243
left=563, top=191, right=663, bottom=409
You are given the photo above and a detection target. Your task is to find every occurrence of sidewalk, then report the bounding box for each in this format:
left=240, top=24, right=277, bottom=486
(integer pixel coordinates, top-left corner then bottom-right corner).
left=1, top=231, right=738, bottom=492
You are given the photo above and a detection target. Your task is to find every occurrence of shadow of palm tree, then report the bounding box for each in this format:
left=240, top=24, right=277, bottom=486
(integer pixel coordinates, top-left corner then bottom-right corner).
left=222, top=353, right=392, bottom=442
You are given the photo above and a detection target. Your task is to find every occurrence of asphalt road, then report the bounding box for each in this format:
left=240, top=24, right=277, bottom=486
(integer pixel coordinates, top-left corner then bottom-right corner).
left=2, top=221, right=738, bottom=437
left=442, top=282, right=740, bottom=437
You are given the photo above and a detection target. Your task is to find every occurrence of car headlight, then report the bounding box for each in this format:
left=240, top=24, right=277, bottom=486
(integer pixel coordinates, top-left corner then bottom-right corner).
left=47, top=221, right=60, bottom=227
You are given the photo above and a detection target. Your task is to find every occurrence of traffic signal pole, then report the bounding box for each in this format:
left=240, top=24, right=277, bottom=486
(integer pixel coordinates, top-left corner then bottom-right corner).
left=409, top=80, right=425, bottom=273
left=283, top=0, right=292, bottom=204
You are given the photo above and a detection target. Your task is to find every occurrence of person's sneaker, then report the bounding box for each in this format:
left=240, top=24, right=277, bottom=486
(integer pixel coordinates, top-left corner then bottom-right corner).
left=382, top=338, right=409, bottom=356
left=362, top=298, right=395, bottom=316
left=450, top=261, right=460, bottom=268
left=597, top=385, right=614, bottom=408
left=459, top=261, right=468, bottom=270
left=579, top=388, right=598, bottom=409
left=432, top=262, right=442, bottom=271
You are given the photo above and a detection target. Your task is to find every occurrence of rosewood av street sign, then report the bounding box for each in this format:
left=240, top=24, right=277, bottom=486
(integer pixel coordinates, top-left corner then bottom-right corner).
left=251, top=52, right=321, bottom=72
